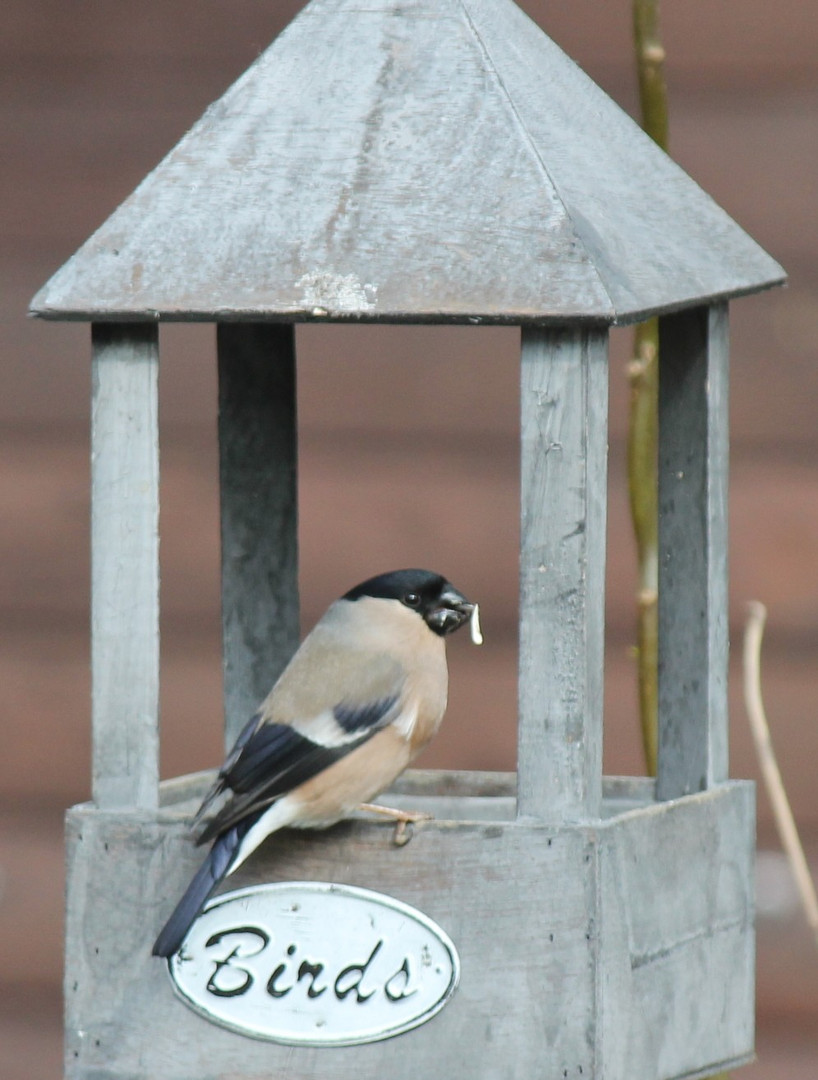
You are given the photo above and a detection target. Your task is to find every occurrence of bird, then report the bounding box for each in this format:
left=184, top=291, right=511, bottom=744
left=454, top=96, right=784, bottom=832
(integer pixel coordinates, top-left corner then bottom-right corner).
left=152, top=568, right=479, bottom=958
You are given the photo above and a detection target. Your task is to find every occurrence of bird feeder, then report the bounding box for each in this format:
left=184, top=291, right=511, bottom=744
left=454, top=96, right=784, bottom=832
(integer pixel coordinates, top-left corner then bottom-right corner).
left=31, top=1, right=785, bottom=1077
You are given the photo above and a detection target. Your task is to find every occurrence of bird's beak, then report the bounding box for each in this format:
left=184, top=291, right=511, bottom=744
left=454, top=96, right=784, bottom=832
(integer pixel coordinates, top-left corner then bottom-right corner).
left=427, top=586, right=475, bottom=636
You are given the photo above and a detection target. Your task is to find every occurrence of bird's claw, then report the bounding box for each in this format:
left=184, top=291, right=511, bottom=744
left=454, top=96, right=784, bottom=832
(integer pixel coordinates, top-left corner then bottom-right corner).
left=393, top=819, right=413, bottom=846
left=392, top=811, right=433, bottom=846
left=358, top=803, right=434, bottom=846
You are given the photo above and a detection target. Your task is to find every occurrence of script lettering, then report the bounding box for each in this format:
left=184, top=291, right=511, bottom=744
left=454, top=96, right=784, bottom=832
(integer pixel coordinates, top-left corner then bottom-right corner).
left=333, top=940, right=383, bottom=1003
left=202, top=926, right=433, bottom=1008
left=297, top=959, right=328, bottom=999
left=204, top=927, right=270, bottom=998
left=266, top=944, right=297, bottom=998
left=384, top=958, right=417, bottom=1002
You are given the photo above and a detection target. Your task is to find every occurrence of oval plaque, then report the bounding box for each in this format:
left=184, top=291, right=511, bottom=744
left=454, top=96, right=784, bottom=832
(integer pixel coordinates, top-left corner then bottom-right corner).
left=167, top=882, right=460, bottom=1046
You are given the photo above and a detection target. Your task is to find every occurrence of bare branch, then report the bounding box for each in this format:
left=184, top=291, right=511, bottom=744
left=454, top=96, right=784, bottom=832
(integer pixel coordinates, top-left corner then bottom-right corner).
left=629, top=0, right=669, bottom=775
left=744, top=601, right=818, bottom=949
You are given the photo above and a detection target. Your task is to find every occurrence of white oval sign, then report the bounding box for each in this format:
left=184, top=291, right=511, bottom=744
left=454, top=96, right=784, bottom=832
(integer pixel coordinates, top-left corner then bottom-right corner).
left=167, top=882, right=460, bottom=1045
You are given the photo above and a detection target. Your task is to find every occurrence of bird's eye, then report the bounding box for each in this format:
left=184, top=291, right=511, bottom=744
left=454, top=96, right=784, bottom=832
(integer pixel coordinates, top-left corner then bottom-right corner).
left=404, top=592, right=421, bottom=608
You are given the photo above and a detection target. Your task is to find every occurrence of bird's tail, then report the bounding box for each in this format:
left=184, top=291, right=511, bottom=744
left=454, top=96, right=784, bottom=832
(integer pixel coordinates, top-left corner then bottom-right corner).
left=152, top=816, right=257, bottom=959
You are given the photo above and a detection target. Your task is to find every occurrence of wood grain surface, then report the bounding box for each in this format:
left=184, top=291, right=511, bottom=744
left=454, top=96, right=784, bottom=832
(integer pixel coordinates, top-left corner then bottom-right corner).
left=29, top=0, right=782, bottom=324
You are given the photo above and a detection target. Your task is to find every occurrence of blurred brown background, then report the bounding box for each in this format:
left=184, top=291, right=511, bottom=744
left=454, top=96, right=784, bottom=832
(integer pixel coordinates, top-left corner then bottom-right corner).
left=2, top=1, right=817, bottom=1077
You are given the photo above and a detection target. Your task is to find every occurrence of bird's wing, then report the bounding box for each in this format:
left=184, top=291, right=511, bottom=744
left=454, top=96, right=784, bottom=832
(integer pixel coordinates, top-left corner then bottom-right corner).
left=152, top=813, right=258, bottom=957
left=189, top=710, right=264, bottom=834
left=194, top=637, right=407, bottom=845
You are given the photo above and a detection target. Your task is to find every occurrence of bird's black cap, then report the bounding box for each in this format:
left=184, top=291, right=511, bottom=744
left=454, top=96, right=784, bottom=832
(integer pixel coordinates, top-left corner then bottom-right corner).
left=344, top=569, right=447, bottom=603
left=343, top=569, right=474, bottom=636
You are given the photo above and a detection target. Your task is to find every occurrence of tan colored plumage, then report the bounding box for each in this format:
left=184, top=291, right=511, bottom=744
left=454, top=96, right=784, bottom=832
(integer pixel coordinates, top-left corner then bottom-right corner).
left=152, top=569, right=474, bottom=959
left=251, top=596, right=448, bottom=821
left=287, top=725, right=415, bottom=826
left=263, top=598, right=446, bottom=726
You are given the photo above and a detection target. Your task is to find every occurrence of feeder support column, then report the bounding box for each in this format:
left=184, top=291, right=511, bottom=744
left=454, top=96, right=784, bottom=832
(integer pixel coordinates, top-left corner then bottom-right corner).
left=90, top=322, right=160, bottom=811
left=218, top=323, right=300, bottom=750
left=518, top=326, right=608, bottom=823
left=658, top=302, right=729, bottom=799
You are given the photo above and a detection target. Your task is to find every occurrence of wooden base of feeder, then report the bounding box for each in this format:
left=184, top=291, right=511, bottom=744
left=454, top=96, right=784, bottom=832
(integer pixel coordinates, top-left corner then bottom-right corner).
left=65, top=770, right=754, bottom=1080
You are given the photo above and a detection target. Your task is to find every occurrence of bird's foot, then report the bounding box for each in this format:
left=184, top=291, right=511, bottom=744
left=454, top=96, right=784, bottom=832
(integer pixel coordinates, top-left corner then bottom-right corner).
left=358, top=803, right=434, bottom=847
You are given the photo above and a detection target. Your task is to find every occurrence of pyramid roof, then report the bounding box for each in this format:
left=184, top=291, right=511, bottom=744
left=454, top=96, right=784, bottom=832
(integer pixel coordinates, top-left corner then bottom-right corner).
left=31, top=0, right=784, bottom=325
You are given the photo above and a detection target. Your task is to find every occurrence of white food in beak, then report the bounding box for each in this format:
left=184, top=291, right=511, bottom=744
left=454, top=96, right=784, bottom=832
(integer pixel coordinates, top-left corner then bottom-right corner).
left=470, top=603, right=484, bottom=646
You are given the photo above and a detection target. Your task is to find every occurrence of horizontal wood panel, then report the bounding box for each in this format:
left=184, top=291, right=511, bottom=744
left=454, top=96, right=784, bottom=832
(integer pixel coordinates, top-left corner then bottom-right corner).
left=62, top=784, right=752, bottom=1079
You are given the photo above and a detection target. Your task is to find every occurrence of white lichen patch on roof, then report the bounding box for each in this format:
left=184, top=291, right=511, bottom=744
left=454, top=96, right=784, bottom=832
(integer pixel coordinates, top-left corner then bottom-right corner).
left=295, top=272, right=377, bottom=314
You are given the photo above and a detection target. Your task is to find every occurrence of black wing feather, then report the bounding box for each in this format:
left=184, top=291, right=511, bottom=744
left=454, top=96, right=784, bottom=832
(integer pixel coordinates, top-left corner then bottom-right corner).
left=225, top=724, right=323, bottom=793
left=152, top=810, right=262, bottom=958
left=190, top=711, right=263, bottom=833
left=195, top=695, right=399, bottom=846
left=334, top=695, right=398, bottom=733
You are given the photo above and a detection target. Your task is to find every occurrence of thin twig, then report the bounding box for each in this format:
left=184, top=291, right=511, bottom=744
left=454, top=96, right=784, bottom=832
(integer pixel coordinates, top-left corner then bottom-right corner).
left=628, top=336, right=659, bottom=775
left=743, top=601, right=818, bottom=948
left=629, top=0, right=668, bottom=776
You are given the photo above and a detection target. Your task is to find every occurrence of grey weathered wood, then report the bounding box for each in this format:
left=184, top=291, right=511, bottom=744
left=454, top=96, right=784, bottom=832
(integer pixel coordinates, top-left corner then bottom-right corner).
left=90, top=323, right=160, bottom=810
left=64, top=781, right=754, bottom=1080
left=157, top=768, right=656, bottom=816
left=657, top=303, right=729, bottom=800
left=29, top=0, right=784, bottom=325
left=518, top=327, right=608, bottom=823
left=597, top=783, right=754, bottom=1077
left=218, top=323, right=299, bottom=749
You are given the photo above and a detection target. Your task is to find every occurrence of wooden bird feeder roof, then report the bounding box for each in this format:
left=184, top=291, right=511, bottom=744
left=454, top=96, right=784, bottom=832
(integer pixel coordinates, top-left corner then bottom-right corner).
left=30, top=0, right=784, bottom=327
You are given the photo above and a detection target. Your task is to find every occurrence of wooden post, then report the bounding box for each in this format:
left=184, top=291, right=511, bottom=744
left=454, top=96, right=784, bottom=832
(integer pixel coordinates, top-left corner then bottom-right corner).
left=90, top=323, right=160, bottom=810
left=517, top=326, right=609, bottom=823
left=657, top=302, right=729, bottom=799
left=218, top=323, right=300, bottom=750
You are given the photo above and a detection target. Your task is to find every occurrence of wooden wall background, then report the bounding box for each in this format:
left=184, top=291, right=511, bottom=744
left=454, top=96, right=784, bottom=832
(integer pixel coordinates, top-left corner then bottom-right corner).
left=2, top=1, right=816, bottom=1076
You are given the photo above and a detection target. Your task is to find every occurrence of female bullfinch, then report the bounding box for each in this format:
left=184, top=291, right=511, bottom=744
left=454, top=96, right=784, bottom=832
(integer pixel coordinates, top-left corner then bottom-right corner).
left=152, top=568, right=478, bottom=958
